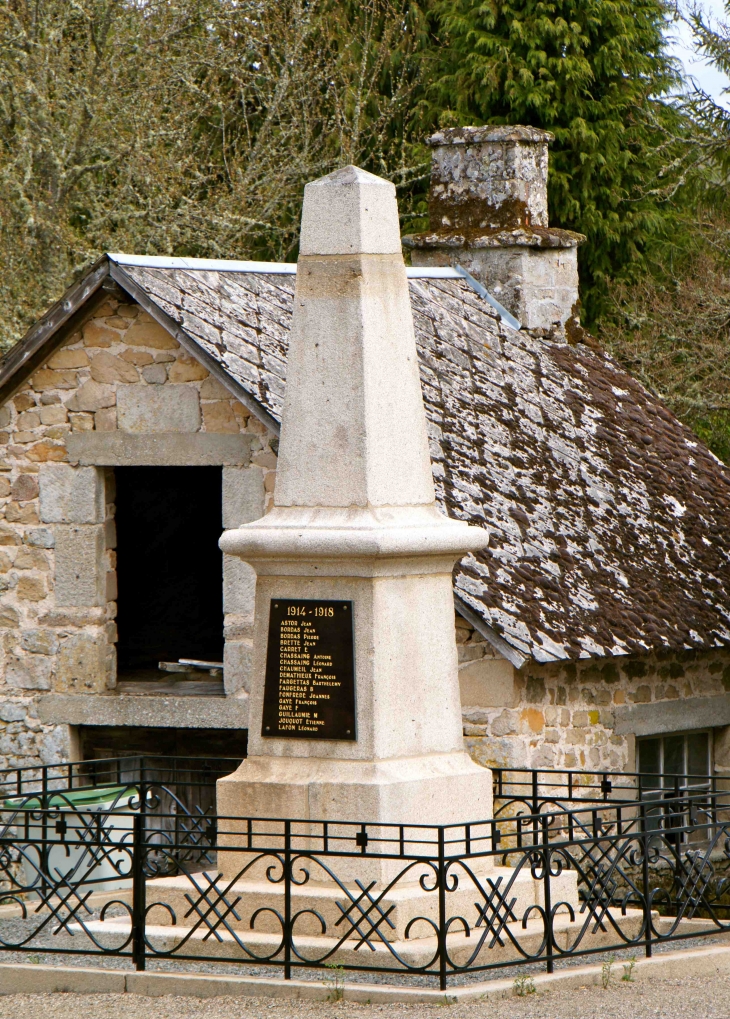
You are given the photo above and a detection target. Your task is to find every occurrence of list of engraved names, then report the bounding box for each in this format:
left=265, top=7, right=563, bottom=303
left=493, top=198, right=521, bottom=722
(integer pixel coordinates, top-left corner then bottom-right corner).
left=262, top=599, right=356, bottom=740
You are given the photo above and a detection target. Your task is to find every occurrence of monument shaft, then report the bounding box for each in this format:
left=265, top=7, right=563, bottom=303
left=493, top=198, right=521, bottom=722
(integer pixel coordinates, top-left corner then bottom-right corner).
left=218, top=165, right=492, bottom=828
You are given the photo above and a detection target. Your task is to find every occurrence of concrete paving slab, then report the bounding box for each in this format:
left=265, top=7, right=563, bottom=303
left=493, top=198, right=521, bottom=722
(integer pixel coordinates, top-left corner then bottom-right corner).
left=0, top=942, right=729, bottom=1002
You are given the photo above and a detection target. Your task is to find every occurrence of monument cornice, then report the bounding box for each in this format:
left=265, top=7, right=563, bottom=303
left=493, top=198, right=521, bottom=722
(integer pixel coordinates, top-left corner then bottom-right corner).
left=220, top=504, right=488, bottom=570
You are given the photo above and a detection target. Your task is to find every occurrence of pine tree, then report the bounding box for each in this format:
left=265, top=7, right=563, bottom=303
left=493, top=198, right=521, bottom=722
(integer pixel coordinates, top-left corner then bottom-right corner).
left=430, top=0, right=679, bottom=323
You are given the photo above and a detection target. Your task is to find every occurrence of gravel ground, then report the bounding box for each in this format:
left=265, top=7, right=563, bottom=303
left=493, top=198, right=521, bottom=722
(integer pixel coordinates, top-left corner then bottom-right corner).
left=0, top=976, right=729, bottom=1019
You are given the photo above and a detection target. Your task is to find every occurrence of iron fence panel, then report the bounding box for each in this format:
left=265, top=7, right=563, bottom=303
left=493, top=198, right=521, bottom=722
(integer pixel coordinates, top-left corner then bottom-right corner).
left=0, top=789, right=725, bottom=989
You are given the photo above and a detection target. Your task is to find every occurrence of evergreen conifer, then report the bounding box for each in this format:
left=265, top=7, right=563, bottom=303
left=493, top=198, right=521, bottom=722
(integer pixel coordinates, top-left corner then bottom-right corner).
left=430, top=0, right=679, bottom=322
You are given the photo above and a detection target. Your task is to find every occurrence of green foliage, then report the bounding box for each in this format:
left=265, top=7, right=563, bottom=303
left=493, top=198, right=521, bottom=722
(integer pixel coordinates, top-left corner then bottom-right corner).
left=0, top=0, right=431, bottom=351
left=597, top=6, right=730, bottom=462
left=666, top=8, right=730, bottom=215
left=622, top=957, right=637, bottom=981
left=428, top=0, right=680, bottom=323
left=0, top=0, right=723, bottom=482
left=323, top=961, right=346, bottom=1000
left=600, top=219, right=730, bottom=462
left=513, top=974, right=536, bottom=996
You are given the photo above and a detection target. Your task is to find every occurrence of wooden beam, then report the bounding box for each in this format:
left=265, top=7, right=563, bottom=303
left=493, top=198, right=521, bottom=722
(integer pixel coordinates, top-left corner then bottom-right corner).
left=0, top=258, right=111, bottom=406
left=109, top=261, right=281, bottom=436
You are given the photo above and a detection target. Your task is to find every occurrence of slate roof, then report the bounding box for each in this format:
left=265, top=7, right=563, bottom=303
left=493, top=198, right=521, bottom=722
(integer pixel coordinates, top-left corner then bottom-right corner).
left=5, top=255, right=730, bottom=666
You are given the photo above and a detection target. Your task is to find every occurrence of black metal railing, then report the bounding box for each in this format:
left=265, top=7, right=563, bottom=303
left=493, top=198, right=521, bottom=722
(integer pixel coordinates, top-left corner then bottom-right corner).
left=0, top=783, right=728, bottom=989
left=492, top=766, right=730, bottom=816
left=3, top=755, right=724, bottom=831
left=0, top=755, right=241, bottom=876
left=0, top=755, right=241, bottom=804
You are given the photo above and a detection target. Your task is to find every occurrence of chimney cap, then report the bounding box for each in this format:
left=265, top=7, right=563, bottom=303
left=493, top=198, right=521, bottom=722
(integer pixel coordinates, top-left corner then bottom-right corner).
left=428, top=125, right=554, bottom=147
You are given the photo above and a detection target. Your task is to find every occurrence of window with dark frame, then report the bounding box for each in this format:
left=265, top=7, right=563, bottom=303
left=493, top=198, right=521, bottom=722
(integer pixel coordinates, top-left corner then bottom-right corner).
left=637, top=731, right=714, bottom=846
left=638, top=730, right=712, bottom=788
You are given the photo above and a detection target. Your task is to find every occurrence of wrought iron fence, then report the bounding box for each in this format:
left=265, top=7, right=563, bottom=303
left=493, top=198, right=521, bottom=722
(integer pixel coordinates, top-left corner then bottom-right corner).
left=0, top=755, right=241, bottom=805
left=492, top=766, right=730, bottom=816
left=0, top=783, right=728, bottom=989
left=0, top=755, right=241, bottom=874
left=3, top=755, right=725, bottom=835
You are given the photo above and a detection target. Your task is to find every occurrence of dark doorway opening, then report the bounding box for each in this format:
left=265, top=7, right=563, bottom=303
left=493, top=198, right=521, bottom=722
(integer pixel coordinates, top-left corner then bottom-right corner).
left=79, top=725, right=246, bottom=761
left=78, top=725, right=247, bottom=839
left=115, top=466, right=224, bottom=679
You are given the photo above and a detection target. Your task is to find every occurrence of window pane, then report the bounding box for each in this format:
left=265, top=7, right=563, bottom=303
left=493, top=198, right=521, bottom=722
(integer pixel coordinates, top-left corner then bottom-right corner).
left=664, top=735, right=684, bottom=776
left=639, top=738, right=661, bottom=785
left=687, top=732, right=710, bottom=778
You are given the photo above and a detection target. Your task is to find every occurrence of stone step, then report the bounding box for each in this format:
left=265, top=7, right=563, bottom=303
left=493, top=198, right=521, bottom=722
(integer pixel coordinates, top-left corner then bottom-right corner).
left=143, top=863, right=580, bottom=944
left=73, top=904, right=667, bottom=970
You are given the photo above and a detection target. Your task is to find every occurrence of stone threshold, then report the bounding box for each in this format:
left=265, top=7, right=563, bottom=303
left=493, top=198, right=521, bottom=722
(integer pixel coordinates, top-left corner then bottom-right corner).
left=37, top=692, right=249, bottom=729
left=116, top=680, right=224, bottom=697
left=0, top=943, right=729, bottom=1002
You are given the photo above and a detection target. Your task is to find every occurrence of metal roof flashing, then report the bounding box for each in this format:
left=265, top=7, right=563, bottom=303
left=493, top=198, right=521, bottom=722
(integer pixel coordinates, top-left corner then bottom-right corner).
left=107, top=254, right=521, bottom=328
left=108, top=252, right=463, bottom=277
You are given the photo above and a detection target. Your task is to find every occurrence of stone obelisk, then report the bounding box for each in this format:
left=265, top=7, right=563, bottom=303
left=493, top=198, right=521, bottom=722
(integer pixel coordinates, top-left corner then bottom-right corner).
left=218, top=165, right=492, bottom=827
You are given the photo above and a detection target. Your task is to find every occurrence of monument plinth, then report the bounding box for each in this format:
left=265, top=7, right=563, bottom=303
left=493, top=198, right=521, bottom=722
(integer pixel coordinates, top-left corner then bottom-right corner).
left=217, top=165, right=493, bottom=830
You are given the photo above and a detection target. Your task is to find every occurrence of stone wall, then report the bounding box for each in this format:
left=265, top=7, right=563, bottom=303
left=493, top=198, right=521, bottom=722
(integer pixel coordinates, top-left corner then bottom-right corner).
left=2, top=289, right=727, bottom=777
left=0, top=292, right=277, bottom=768
left=457, top=611, right=730, bottom=773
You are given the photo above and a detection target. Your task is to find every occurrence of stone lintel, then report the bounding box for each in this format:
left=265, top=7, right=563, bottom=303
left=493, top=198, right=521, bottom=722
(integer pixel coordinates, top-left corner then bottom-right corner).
left=37, top=693, right=249, bottom=729
left=67, top=432, right=252, bottom=467
left=614, top=694, right=730, bottom=737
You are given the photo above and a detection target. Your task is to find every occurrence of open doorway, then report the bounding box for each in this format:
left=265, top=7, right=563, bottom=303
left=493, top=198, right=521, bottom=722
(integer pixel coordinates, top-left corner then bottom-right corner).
left=115, top=466, right=224, bottom=687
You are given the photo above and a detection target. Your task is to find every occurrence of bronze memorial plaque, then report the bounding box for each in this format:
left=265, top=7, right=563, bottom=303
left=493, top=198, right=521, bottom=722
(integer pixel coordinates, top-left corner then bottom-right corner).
left=262, top=599, right=356, bottom=740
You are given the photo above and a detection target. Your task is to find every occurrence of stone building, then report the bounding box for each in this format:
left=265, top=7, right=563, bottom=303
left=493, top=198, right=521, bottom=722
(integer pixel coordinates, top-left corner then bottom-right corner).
left=0, top=127, right=728, bottom=784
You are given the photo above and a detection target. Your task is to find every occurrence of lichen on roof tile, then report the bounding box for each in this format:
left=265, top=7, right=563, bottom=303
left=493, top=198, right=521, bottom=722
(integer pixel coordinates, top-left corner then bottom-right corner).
left=120, top=263, right=730, bottom=664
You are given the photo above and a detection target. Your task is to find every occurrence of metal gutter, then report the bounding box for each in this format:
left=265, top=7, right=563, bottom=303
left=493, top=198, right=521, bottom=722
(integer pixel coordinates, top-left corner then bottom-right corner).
left=108, top=253, right=298, bottom=274
left=109, top=253, right=469, bottom=279
left=406, top=266, right=463, bottom=279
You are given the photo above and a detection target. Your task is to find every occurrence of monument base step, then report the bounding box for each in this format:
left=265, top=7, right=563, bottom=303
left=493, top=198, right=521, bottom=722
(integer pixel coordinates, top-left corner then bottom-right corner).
left=73, top=906, right=669, bottom=969
left=142, top=864, right=580, bottom=943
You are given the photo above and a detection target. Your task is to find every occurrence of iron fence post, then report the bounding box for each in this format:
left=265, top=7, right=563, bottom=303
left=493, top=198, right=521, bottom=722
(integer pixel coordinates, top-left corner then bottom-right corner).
left=132, top=811, right=146, bottom=971
left=40, top=765, right=48, bottom=903
left=542, top=815, right=554, bottom=974
left=138, top=757, right=148, bottom=867
left=284, top=820, right=292, bottom=980
left=639, top=801, right=652, bottom=958
left=438, top=826, right=447, bottom=992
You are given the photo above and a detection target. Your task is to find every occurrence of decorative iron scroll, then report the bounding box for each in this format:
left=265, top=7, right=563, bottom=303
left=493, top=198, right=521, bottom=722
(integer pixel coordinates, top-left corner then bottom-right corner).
left=0, top=785, right=727, bottom=989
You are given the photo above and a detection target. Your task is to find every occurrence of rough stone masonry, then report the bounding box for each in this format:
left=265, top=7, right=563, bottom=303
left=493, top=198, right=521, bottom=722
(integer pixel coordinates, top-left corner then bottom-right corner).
left=0, top=298, right=275, bottom=765
left=0, top=124, right=728, bottom=785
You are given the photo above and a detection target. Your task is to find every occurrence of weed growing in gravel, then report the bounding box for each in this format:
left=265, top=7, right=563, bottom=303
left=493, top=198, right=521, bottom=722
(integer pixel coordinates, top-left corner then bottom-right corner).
left=622, top=958, right=637, bottom=982
left=602, top=959, right=613, bottom=989
left=323, top=962, right=345, bottom=1002
left=514, top=975, right=536, bottom=996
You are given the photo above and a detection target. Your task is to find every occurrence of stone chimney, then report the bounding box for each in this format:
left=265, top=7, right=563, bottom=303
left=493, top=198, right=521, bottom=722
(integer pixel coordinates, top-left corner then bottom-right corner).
left=403, top=126, right=585, bottom=338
